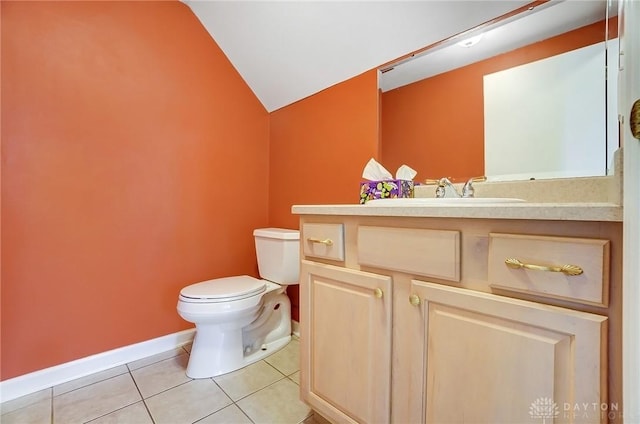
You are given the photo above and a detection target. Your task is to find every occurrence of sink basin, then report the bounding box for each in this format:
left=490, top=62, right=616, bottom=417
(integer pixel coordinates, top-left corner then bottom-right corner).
left=365, top=197, right=526, bottom=206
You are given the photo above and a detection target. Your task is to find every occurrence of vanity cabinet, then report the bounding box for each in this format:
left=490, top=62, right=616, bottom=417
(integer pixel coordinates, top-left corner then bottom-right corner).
left=403, top=281, right=606, bottom=423
left=297, top=215, right=622, bottom=424
left=299, top=259, right=392, bottom=423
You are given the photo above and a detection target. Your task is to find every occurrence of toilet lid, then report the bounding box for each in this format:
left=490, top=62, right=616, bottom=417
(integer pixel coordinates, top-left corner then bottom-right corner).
left=180, top=275, right=266, bottom=302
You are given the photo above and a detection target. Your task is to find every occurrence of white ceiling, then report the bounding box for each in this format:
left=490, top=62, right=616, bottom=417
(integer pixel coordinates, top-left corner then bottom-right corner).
left=380, top=0, right=613, bottom=92
left=182, top=0, right=531, bottom=112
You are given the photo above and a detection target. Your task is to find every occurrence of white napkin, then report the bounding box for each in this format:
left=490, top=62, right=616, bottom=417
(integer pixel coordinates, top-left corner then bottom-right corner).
left=395, top=164, right=417, bottom=180
left=362, top=158, right=416, bottom=181
left=362, top=158, right=393, bottom=181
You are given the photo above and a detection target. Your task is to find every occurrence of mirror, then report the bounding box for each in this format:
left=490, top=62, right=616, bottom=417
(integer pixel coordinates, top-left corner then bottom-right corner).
left=379, top=0, right=619, bottom=182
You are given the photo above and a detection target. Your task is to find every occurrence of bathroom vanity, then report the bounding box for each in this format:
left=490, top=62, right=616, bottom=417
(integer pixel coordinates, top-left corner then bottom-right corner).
left=293, top=198, right=622, bottom=423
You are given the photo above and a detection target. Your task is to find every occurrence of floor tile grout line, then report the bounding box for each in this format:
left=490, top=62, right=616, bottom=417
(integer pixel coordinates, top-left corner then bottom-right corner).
left=236, top=404, right=257, bottom=424
left=226, top=371, right=288, bottom=404
left=231, top=374, right=312, bottom=424
left=128, top=347, right=231, bottom=422
left=208, top=376, right=236, bottom=405
left=136, top=375, right=194, bottom=401
left=81, top=399, right=148, bottom=424
left=74, top=373, right=146, bottom=424
left=229, top=369, right=307, bottom=415
left=193, top=402, right=257, bottom=424
left=141, top=399, right=156, bottom=424
left=137, top=376, right=234, bottom=424
left=51, top=370, right=130, bottom=400
left=128, top=351, right=195, bottom=400
left=127, top=348, right=188, bottom=373
left=186, top=377, right=241, bottom=424
left=263, top=356, right=297, bottom=380
left=127, top=366, right=157, bottom=424
left=0, top=388, right=51, bottom=418
left=4, top=341, right=307, bottom=424
left=50, top=391, right=54, bottom=424
left=1, top=341, right=287, bottom=411
left=209, top=358, right=306, bottom=422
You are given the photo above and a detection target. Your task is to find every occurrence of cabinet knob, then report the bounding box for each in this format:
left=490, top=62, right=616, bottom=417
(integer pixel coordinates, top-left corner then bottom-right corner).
left=409, top=294, right=421, bottom=306
left=307, top=237, right=333, bottom=246
left=374, top=288, right=384, bottom=299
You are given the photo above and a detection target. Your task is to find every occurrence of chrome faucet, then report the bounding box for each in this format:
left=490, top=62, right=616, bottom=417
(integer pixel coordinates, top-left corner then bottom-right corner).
left=433, top=176, right=486, bottom=198
left=435, top=177, right=461, bottom=198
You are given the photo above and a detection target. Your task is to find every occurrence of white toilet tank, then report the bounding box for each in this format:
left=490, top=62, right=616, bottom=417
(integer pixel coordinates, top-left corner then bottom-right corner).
left=253, top=228, right=300, bottom=284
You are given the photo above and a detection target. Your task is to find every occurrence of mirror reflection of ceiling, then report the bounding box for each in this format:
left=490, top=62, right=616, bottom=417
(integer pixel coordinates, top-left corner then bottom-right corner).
left=380, top=0, right=618, bottom=92
left=183, top=0, right=531, bottom=112
left=378, top=0, right=618, bottom=183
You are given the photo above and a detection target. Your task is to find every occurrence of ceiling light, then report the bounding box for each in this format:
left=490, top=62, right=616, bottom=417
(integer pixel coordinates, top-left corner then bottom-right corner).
left=457, top=34, right=484, bottom=48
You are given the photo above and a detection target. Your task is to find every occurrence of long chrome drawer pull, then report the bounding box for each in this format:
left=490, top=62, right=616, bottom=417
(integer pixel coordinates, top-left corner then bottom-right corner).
left=505, top=258, right=583, bottom=276
left=307, top=237, right=334, bottom=246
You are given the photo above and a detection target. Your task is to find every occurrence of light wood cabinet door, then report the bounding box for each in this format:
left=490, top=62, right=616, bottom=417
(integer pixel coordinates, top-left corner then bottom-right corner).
left=300, top=260, right=392, bottom=424
left=408, top=281, right=607, bottom=424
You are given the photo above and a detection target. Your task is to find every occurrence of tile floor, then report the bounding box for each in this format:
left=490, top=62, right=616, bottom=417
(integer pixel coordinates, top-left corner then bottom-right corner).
left=1, top=338, right=327, bottom=424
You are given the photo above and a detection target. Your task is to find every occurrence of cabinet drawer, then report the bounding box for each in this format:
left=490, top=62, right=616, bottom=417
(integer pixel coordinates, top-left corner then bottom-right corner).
left=488, top=233, right=610, bottom=306
left=357, top=226, right=460, bottom=281
left=302, top=223, right=345, bottom=261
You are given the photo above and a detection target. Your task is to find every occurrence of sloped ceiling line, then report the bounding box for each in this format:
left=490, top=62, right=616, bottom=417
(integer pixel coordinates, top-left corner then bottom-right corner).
left=183, top=1, right=530, bottom=112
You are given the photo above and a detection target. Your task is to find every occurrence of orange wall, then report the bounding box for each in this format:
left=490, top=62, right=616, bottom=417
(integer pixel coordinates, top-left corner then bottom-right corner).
left=1, top=1, right=270, bottom=380
left=269, top=70, right=380, bottom=320
left=381, top=20, right=614, bottom=183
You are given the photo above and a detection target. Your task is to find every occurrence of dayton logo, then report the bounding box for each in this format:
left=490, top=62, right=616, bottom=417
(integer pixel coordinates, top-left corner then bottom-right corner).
left=529, top=397, right=559, bottom=423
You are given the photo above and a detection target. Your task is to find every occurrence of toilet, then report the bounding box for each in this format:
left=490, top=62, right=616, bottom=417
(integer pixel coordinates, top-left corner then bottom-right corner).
left=177, top=228, right=300, bottom=378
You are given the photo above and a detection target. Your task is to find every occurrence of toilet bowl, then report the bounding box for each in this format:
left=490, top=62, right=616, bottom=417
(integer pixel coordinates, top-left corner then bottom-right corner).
left=177, top=228, right=299, bottom=378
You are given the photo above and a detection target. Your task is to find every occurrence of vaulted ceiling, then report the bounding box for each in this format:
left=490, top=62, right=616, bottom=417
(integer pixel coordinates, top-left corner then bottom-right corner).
left=182, top=1, right=532, bottom=112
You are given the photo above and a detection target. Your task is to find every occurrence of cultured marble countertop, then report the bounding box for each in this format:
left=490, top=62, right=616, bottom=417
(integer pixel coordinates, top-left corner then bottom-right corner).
left=291, top=202, right=623, bottom=222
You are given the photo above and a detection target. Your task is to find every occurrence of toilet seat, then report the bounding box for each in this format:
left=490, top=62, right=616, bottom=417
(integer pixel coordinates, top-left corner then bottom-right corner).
left=179, top=275, right=266, bottom=303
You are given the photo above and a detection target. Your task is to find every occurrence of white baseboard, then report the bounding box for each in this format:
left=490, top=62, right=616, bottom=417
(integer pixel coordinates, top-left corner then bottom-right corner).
left=0, top=328, right=195, bottom=403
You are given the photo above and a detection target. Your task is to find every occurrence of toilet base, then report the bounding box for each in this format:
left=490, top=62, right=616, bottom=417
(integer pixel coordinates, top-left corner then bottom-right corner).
left=184, top=291, right=293, bottom=379
left=186, top=329, right=291, bottom=378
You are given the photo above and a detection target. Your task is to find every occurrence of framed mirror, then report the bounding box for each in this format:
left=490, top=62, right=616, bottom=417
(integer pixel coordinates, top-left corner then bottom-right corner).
left=379, top=0, right=619, bottom=182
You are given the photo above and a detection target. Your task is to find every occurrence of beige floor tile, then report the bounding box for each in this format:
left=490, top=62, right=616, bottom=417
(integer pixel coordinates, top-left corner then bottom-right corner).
left=3, top=338, right=309, bottom=424
left=130, top=352, right=191, bottom=398
left=197, top=404, right=252, bottom=424
left=87, top=401, right=152, bottom=424
left=265, top=339, right=300, bottom=376
left=145, top=379, right=232, bottom=424
left=289, top=371, right=300, bottom=385
left=214, top=360, right=285, bottom=401
left=127, top=347, right=187, bottom=371
left=0, top=398, right=51, bottom=424
left=53, top=373, right=140, bottom=423
left=53, top=365, right=129, bottom=396
left=0, top=388, right=51, bottom=415
left=237, top=378, right=312, bottom=424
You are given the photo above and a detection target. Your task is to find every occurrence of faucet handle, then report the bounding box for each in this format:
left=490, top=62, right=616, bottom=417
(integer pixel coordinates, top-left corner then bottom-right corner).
left=432, top=177, right=456, bottom=198
left=467, top=176, right=487, bottom=184
left=424, top=177, right=454, bottom=185
left=438, top=177, right=455, bottom=185
left=462, top=176, right=487, bottom=198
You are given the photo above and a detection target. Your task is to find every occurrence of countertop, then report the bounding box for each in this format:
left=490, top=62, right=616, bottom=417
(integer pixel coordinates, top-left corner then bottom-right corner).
left=291, top=202, right=623, bottom=222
